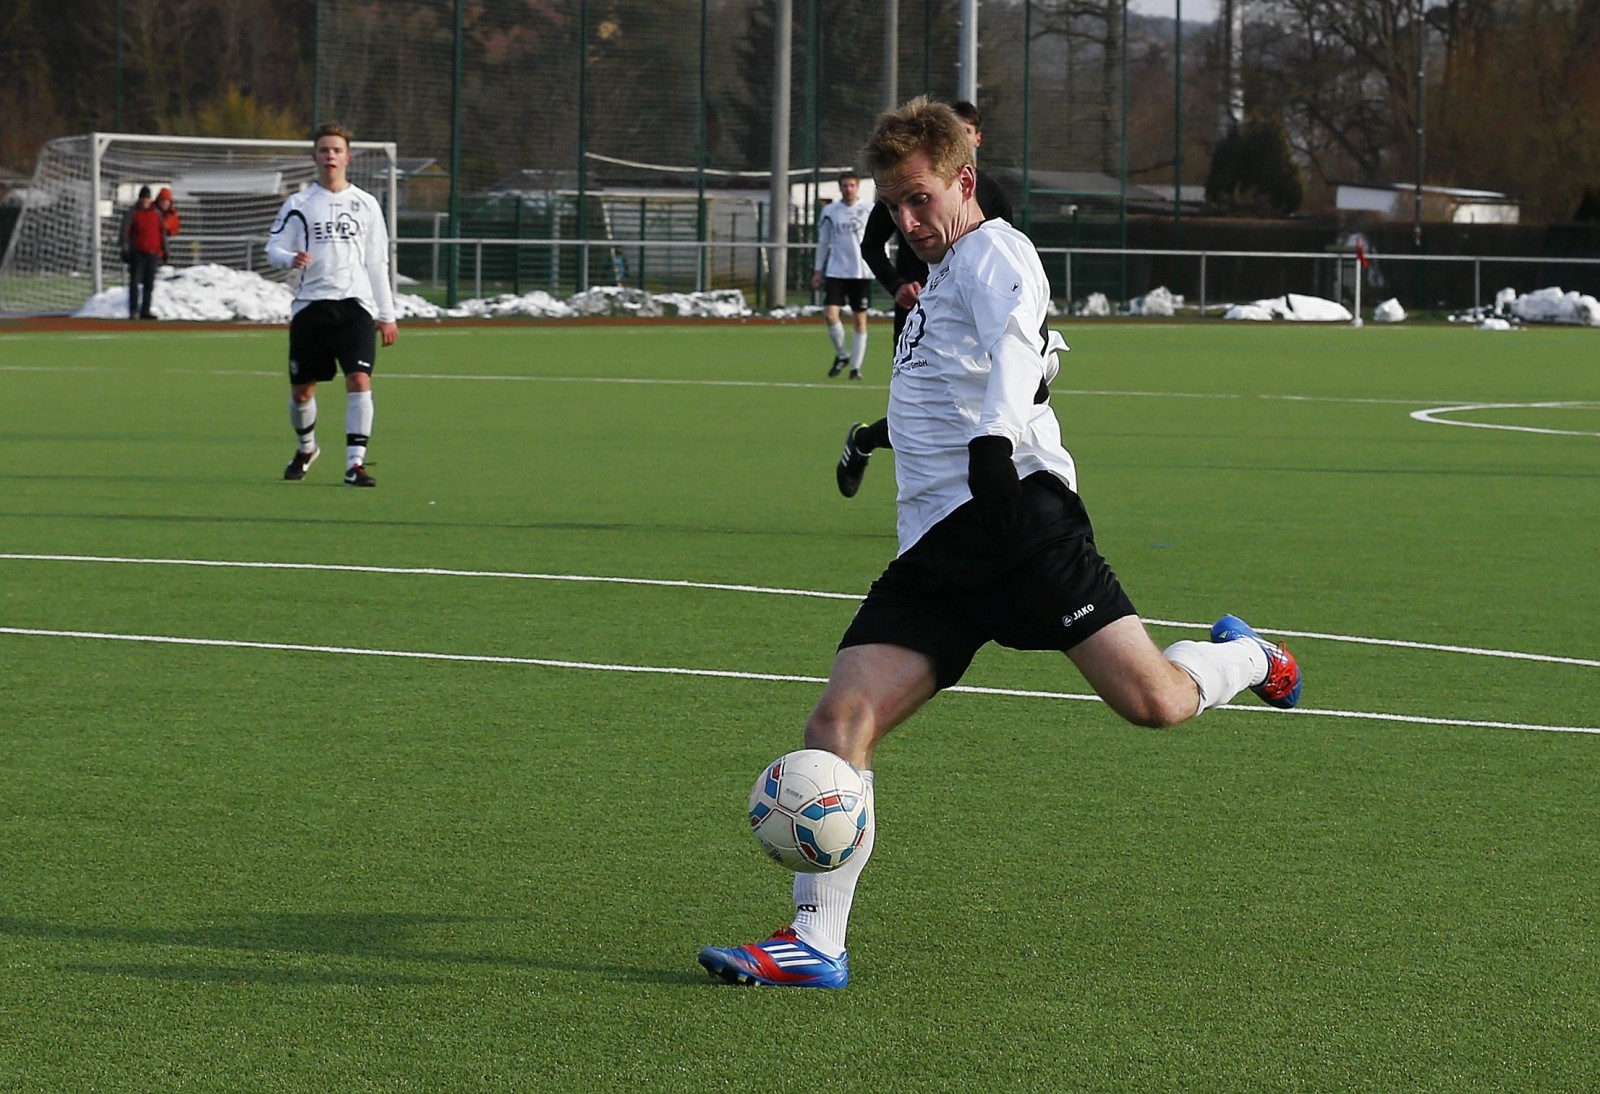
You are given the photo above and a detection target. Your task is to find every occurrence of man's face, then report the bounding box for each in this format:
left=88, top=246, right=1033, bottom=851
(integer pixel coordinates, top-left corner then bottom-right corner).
left=876, top=152, right=977, bottom=264
left=960, top=120, right=982, bottom=150
left=840, top=176, right=860, bottom=203
left=314, top=137, right=350, bottom=177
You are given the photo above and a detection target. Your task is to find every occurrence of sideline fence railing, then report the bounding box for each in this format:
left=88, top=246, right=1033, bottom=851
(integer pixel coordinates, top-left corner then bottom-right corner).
left=388, top=238, right=1598, bottom=318
left=8, top=238, right=1598, bottom=319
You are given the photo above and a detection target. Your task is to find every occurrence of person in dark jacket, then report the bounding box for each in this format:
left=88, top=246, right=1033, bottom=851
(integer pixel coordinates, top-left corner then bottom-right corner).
left=836, top=101, right=1015, bottom=497
left=119, top=186, right=168, bottom=319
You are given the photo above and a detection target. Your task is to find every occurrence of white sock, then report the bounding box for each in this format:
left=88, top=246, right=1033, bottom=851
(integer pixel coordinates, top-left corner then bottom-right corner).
left=850, top=329, right=868, bottom=371
left=345, top=390, right=374, bottom=467
left=290, top=395, right=317, bottom=451
left=827, top=321, right=846, bottom=356
left=790, top=769, right=874, bottom=959
left=1164, top=639, right=1269, bottom=715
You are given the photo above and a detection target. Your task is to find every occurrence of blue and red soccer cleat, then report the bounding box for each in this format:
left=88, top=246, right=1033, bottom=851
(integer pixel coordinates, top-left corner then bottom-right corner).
left=698, top=925, right=849, bottom=988
left=1211, top=614, right=1302, bottom=709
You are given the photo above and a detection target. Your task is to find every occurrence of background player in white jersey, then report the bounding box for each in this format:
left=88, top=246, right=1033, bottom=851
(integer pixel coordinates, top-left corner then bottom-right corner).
left=699, top=99, right=1302, bottom=990
left=811, top=170, right=875, bottom=380
left=266, top=123, right=398, bottom=487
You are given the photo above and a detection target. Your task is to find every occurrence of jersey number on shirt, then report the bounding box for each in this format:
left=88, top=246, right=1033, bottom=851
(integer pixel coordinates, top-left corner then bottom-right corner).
left=893, top=303, right=927, bottom=370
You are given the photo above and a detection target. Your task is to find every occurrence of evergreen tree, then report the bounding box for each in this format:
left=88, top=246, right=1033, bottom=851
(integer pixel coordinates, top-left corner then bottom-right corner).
left=1205, top=114, right=1302, bottom=216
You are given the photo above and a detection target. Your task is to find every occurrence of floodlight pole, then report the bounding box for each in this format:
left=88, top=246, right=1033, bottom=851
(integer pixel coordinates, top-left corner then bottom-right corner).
left=1021, top=0, right=1032, bottom=233
left=1173, top=0, right=1182, bottom=252
left=1118, top=0, right=1129, bottom=302
left=311, top=0, right=321, bottom=127
left=447, top=0, right=464, bottom=306
left=768, top=0, right=793, bottom=309
left=577, top=0, right=592, bottom=291
left=114, top=0, right=124, bottom=131
left=1413, top=0, right=1425, bottom=251
left=957, top=0, right=978, bottom=104
left=883, top=0, right=898, bottom=113
left=697, top=0, right=709, bottom=291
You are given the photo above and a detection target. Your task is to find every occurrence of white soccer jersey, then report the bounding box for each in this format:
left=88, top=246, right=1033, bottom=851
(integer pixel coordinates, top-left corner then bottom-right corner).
left=265, top=182, right=396, bottom=322
left=814, top=199, right=874, bottom=280
left=887, top=218, right=1074, bottom=554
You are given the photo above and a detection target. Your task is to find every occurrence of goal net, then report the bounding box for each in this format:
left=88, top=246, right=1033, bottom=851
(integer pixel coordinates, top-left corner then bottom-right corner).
left=0, top=133, right=397, bottom=317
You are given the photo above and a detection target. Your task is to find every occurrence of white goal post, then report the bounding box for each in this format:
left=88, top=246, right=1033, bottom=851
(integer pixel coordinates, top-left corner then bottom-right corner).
left=0, top=133, right=397, bottom=317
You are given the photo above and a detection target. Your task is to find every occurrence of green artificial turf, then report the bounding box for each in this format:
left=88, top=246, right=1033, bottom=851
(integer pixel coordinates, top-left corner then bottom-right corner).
left=1, top=318, right=1597, bottom=1091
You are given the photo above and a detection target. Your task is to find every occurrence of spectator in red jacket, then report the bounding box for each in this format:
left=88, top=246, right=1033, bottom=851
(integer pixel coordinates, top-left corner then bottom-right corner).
left=119, top=186, right=167, bottom=319
left=156, top=186, right=181, bottom=239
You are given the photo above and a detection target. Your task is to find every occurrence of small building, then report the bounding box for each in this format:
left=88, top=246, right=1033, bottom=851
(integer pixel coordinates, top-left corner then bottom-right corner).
left=396, top=158, right=449, bottom=211
left=1334, top=182, right=1520, bottom=225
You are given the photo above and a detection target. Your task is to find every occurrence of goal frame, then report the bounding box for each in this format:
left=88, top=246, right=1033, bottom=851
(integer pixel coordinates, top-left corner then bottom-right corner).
left=1, top=132, right=398, bottom=315
left=85, top=133, right=398, bottom=297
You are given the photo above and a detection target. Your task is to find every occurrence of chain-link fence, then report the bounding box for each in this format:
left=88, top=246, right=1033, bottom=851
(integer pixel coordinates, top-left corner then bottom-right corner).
left=9, top=1, right=1598, bottom=316
left=309, top=0, right=1143, bottom=303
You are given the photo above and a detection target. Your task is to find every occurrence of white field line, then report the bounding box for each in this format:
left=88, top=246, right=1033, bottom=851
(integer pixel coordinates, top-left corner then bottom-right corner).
left=0, top=359, right=1572, bottom=412
left=1410, top=401, right=1600, bottom=438
left=2, top=625, right=1595, bottom=736
left=3, top=553, right=1595, bottom=670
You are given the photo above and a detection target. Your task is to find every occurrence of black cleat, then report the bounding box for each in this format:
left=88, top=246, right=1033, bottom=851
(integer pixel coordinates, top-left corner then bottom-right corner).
left=283, top=446, right=320, bottom=481
left=836, top=422, right=871, bottom=498
left=827, top=355, right=848, bottom=378
left=848, top=370, right=863, bottom=381
left=343, top=463, right=376, bottom=487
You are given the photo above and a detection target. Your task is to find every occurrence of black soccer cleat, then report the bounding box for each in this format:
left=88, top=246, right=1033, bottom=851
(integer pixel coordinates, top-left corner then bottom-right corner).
left=283, top=446, right=320, bottom=481
left=836, top=422, right=871, bottom=498
left=827, top=355, right=848, bottom=378
left=343, top=463, right=376, bottom=487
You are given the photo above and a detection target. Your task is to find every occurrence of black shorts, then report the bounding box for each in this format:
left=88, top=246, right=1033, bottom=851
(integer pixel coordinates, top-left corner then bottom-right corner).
left=823, top=277, right=871, bottom=313
left=288, top=299, right=378, bottom=385
left=839, top=472, right=1138, bottom=691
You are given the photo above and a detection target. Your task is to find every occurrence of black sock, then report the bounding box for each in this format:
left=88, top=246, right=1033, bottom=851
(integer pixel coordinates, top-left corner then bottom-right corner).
left=856, top=418, right=892, bottom=453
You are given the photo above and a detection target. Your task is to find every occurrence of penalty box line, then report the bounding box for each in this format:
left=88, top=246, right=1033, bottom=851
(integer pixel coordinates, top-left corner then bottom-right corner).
left=3, top=553, right=1597, bottom=671
left=2, top=625, right=1597, bottom=737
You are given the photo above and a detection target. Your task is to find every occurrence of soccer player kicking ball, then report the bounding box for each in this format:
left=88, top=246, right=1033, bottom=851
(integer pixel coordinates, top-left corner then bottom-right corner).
left=267, top=123, right=398, bottom=487
left=698, top=99, right=1302, bottom=989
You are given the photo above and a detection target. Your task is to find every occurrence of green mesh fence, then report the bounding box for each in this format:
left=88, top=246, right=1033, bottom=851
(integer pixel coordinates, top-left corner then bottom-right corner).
left=311, top=0, right=1137, bottom=302
left=6, top=1, right=1164, bottom=312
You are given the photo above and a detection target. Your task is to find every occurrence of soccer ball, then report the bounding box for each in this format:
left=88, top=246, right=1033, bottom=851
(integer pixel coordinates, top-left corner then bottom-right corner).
left=748, top=749, right=870, bottom=872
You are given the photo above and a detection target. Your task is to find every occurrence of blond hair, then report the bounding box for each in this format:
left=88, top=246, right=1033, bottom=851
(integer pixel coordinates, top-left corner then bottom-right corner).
left=861, top=97, right=973, bottom=185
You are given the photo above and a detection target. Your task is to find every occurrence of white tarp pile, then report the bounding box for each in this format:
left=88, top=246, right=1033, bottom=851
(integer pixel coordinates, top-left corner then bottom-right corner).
left=1505, top=287, right=1600, bottom=326
left=76, top=264, right=296, bottom=322
left=1222, top=293, right=1354, bottom=322
left=74, top=265, right=752, bottom=322
left=1076, top=292, right=1112, bottom=317
left=1447, top=286, right=1600, bottom=328
left=1127, top=286, right=1181, bottom=316
left=1372, top=298, right=1407, bottom=323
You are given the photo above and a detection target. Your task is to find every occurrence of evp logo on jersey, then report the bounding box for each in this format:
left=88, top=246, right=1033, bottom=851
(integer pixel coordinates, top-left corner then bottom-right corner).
left=311, top=211, right=362, bottom=243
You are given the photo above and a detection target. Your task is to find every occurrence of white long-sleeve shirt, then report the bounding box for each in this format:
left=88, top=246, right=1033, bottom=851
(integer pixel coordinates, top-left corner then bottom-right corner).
left=814, top=198, right=874, bottom=280
left=265, top=182, right=396, bottom=322
left=887, top=218, right=1072, bottom=554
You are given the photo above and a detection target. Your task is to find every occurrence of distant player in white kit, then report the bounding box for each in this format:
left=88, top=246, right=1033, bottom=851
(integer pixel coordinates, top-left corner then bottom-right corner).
left=811, top=170, right=875, bottom=380
left=699, top=99, right=1302, bottom=989
left=267, top=123, right=397, bottom=487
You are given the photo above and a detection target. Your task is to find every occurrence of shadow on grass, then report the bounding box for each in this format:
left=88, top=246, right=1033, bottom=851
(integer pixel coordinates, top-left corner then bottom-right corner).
left=0, top=912, right=702, bottom=987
